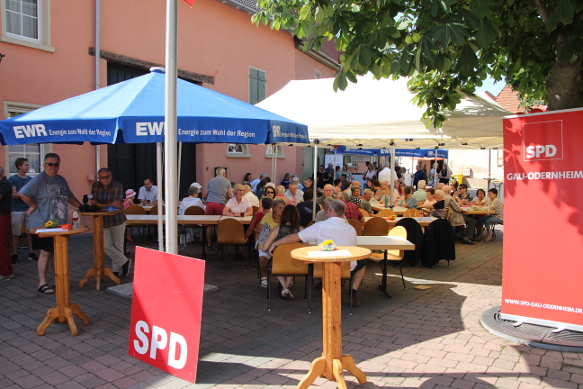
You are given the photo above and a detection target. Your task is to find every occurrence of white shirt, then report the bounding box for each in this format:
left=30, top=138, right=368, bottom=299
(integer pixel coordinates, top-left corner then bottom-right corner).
left=138, top=185, right=158, bottom=203
left=179, top=197, right=205, bottom=215
left=225, top=197, right=251, bottom=213
left=250, top=178, right=261, bottom=191
left=284, top=189, right=304, bottom=205
left=378, top=167, right=396, bottom=184
left=243, top=191, right=259, bottom=207
left=298, top=216, right=358, bottom=270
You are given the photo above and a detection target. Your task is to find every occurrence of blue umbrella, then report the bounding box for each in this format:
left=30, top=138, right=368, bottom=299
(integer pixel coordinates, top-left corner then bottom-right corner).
left=0, top=68, right=309, bottom=146
left=335, top=146, right=448, bottom=159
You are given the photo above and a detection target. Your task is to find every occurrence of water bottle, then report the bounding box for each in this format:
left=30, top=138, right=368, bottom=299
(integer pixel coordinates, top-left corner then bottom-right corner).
left=72, top=211, right=80, bottom=230
left=384, top=193, right=389, bottom=208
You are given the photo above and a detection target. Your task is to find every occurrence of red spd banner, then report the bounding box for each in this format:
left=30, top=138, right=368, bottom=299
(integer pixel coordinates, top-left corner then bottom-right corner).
left=128, top=247, right=205, bottom=383
left=503, top=108, right=583, bottom=329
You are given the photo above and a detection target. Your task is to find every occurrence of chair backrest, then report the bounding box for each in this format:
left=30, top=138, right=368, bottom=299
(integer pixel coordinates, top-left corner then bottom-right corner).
left=359, top=208, right=369, bottom=218
left=376, top=209, right=396, bottom=218
left=313, top=262, right=351, bottom=279
left=217, top=218, right=246, bottom=244
left=252, top=206, right=259, bottom=214
left=271, top=242, right=308, bottom=275
left=347, top=219, right=363, bottom=236
left=363, top=217, right=389, bottom=236
left=306, top=221, right=315, bottom=228
left=150, top=205, right=165, bottom=215
left=417, top=201, right=424, bottom=207
left=126, top=205, right=146, bottom=215
left=388, top=226, right=407, bottom=258
left=185, top=206, right=205, bottom=215
left=403, top=208, right=421, bottom=217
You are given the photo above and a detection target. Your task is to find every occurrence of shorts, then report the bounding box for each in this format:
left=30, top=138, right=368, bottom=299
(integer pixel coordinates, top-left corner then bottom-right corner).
left=31, top=235, right=54, bottom=253
left=205, top=202, right=225, bottom=227
left=258, top=248, right=271, bottom=260
left=351, top=259, right=366, bottom=275
left=11, top=211, right=29, bottom=236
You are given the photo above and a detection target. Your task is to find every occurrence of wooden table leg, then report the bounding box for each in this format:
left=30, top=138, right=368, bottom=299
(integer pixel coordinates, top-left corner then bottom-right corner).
left=37, top=235, right=90, bottom=336
left=79, top=215, right=120, bottom=290
left=297, top=261, right=367, bottom=388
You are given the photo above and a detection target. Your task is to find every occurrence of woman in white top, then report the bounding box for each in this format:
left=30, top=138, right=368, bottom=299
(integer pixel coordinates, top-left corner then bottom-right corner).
left=179, top=183, right=205, bottom=215
left=470, top=189, right=490, bottom=207
left=223, top=184, right=253, bottom=216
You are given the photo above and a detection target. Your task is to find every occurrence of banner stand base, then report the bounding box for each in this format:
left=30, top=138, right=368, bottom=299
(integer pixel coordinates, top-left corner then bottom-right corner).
left=481, top=306, right=583, bottom=352
left=106, top=282, right=219, bottom=300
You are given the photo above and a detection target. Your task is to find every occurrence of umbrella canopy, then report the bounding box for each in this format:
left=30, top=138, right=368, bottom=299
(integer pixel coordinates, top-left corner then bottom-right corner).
left=0, top=68, right=309, bottom=146
left=256, top=75, right=509, bottom=149
left=335, top=146, right=448, bottom=159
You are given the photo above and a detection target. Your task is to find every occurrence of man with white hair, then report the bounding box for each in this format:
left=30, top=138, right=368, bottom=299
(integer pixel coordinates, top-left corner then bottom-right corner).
left=243, top=184, right=259, bottom=207
left=413, top=180, right=428, bottom=202
left=269, top=200, right=367, bottom=306
left=205, top=167, right=232, bottom=250
left=378, top=163, right=397, bottom=187
left=317, top=184, right=335, bottom=208
left=360, top=189, right=374, bottom=214
left=284, top=182, right=304, bottom=205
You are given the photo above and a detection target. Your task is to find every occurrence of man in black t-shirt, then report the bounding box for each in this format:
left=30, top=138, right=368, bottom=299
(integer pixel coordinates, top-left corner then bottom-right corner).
left=0, top=166, right=13, bottom=282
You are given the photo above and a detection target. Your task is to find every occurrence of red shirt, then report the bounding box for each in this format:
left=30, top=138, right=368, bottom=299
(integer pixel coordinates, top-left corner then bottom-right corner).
left=341, top=199, right=363, bottom=222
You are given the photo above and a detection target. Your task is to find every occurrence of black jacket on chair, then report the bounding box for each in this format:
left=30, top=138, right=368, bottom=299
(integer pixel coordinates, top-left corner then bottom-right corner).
left=395, top=218, right=424, bottom=267
left=422, top=218, right=456, bottom=268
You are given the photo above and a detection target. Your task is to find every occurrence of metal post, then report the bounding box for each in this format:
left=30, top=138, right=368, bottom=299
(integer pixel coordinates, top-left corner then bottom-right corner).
left=157, top=142, right=164, bottom=251
left=95, top=0, right=101, bottom=175
left=390, top=147, right=395, bottom=205
left=164, top=0, right=178, bottom=254
left=312, top=141, right=319, bottom=221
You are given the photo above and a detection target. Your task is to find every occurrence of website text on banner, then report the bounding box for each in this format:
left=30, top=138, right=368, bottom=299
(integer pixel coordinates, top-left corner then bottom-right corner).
left=502, top=108, right=583, bottom=330
left=128, top=247, right=205, bottom=383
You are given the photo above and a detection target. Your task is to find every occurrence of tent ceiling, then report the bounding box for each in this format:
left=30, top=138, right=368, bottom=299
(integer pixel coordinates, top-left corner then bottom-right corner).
left=257, top=76, right=509, bottom=149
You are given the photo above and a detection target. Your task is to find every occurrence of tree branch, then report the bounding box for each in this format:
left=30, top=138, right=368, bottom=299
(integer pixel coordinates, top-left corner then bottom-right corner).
left=533, top=0, right=548, bottom=23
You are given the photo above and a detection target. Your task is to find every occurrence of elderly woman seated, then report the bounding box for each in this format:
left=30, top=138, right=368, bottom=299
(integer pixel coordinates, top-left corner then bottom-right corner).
left=422, top=189, right=448, bottom=219
left=179, top=183, right=205, bottom=215
left=222, top=184, right=253, bottom=217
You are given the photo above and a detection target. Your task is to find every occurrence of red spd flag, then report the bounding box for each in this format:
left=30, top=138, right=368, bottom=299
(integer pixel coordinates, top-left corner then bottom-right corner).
left=183, top=0, right=194, bottom=5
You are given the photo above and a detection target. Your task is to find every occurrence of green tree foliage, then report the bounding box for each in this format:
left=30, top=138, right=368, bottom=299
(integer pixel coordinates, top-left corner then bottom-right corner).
left=253, top=0, right=583, bottom=126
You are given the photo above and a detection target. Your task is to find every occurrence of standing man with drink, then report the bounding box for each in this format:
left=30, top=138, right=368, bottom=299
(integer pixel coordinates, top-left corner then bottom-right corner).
left=91, top=168, right=131, bottom=278
left=19, top=153, right=82, bottom=294
left=9, top=158, right=37, bottom=264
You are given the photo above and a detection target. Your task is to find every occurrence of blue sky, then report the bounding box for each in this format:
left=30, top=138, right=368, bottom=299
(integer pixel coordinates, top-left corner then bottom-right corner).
left=476, top=77, right=505, bottom=96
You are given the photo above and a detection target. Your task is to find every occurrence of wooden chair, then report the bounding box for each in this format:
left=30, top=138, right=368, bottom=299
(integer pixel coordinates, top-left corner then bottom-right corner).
left=403, top=208, right=421, bottom=217
left=376, top=209, right=396, bottom=218
left=363, top=217, right=389, bottom=237
left=252, top=206, right=259, bottom=215
left=417, top=201, right=424, bottom=207
left=348, top=219, right=363, bottom=236
left=149, top=205, right=165, bottom=215
left=359, top=209, right=370, bottom=218
left=181, top=206, right=206, bottom=248
left=367, top=226, right=408, bottom=290
left=125, top=205, right=147, bottom=241
left=217, top=218, right=248, bottom=270
left=267, top=242, right=310, bottom=311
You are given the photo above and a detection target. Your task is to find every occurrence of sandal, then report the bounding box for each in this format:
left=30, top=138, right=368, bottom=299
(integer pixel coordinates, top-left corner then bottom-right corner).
left=261, top=277, right=267, bottom=287
left=281, top=289, right=294, bottom=301
left=38, top=284, right=55, bottom=294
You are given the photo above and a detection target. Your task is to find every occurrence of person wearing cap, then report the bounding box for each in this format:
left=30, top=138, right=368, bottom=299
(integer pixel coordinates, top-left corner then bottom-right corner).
left=90, top=168, right=131, bottom=278
left=124, top=189, right=136, bottom=210
left=179, top=183, right=205, bottom=215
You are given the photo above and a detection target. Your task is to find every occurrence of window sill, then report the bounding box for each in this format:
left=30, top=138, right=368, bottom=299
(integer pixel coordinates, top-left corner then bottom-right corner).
left=2, top=35, right=55, bottom=53
left=226, top=153, right=251, bottom=159
left=265, top=155, right=286, bottom=159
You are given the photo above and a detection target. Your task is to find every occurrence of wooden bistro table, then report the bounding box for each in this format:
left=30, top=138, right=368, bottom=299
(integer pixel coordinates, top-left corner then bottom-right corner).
left=291, top=246, right=371, bottom=389
left=31, top=225, right=91, bottom=336
left=79, top=209, right=121, bottom=291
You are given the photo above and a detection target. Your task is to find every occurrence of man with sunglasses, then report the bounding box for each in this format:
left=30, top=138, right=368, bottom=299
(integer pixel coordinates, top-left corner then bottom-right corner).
left=90, top=168, right=131, bottom=278
left=19, top=153, right=82, bottom=294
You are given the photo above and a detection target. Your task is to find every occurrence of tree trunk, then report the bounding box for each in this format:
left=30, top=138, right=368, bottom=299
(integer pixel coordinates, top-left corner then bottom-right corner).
left=546, top=56, right=582, bottom=111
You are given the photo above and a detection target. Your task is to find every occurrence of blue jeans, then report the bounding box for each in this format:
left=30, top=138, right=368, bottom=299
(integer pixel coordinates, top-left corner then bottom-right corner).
left=477, top=216, right=502, bottom=229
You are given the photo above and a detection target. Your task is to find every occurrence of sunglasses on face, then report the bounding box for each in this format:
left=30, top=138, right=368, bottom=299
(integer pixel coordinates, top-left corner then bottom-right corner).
left=266, top=191, right=275, bottom=194
left=45, top=163, right=60, bottom=167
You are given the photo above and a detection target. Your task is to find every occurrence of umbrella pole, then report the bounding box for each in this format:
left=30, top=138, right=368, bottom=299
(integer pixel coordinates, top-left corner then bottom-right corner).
left=157, top=142, right=164, bottom=252
left=390, top=147, right=395, bottom=205
left=163, top=0, right=178, bottom=254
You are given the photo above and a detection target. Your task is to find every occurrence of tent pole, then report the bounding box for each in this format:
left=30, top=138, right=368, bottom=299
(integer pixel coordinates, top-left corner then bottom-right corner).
left=157, top=142, right=164, bottom=251
left=178, top=141, right=182, bottom=195
left=312, top=141, right=318, bottom=221
left=163, top=0, right=178, bottom=254
left=95, top=0, right=101, bottom=176
left=390, top=147, right=395, bottom=205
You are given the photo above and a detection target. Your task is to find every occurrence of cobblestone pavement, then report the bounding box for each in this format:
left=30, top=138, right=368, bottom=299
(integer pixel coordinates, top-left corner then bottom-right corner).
left=2, top=228, right=583, bottom=389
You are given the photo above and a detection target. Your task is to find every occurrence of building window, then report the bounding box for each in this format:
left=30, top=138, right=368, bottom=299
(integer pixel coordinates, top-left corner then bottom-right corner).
left=265, top=145, right=285, bottom=159
left=249, top=67, right=266, bottom=105
left=2, top=0, right=53, bottom=52
left=5, top=102, right=47, bottom=175
left=226, top=144, right=251, bottom=158
left=315, top=69, right=322, bottom=79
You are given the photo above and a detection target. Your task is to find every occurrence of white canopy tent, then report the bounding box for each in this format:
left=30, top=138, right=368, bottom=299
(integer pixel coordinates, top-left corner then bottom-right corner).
left=257, top=76, right=510, bottom=150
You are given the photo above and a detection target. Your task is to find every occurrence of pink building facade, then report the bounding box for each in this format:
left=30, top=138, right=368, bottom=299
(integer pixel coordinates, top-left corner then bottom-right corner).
left=0, top=0, right=338, bottom=211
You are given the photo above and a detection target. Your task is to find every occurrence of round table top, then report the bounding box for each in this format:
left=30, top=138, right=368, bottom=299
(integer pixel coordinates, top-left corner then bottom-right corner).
left=80, top=209, right=121, bottom=216
left=291, top=246, right=371, bottom=263
left=30, top=225, right=90, bottom=237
